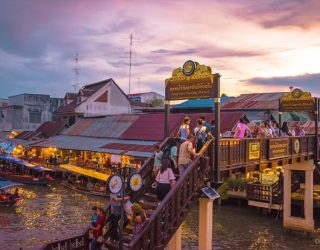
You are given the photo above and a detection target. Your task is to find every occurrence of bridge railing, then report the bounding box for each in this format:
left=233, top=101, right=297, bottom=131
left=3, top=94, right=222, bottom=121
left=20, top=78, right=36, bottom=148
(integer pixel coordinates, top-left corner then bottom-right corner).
left=219, top=136, right=316, bottom=170
left=128, top=140, right=212, bottom=250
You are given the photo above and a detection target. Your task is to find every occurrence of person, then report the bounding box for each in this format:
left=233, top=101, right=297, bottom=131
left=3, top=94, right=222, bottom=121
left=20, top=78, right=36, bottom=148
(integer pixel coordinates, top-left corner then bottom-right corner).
left=178, top=134, right=198, bottom=176
left=234, top=117, right=251, bottom=139
left=132, top=213, right=145, bottom=238
left=109, top=191, right=130, bottom=241
left=280, top=122, right=291, bottom=137
left=153, top=145, right=163, bottom=175
left=156, top=159, right=176, bottom=201
left=91, top=207, right=105, bottom=250
left=176, top=117, right=190, bottom=141
left=257, top=122, right=272, bottom=138
left=91, top=206, right=98, bottom=227
left=265, top=123, right=274, bottom=138
left=200, top=116, right=211, bottom=133
left=272, top=121, right=280, bottom=137
left=194, top=119, right=208, bottom=152
left=168, top=139, right=178, bottom=169
left=210, top=120, right=215, bottom=135
left=87, top=181, right=93, bottom=190
left=294, top=125, right=306, bottom=136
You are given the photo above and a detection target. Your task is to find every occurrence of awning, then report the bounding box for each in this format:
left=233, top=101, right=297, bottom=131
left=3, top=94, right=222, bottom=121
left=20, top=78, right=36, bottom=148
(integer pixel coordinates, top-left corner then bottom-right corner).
left=0, top=179, right=24, bottom=190
left=59, top=164, right=109, bottom=182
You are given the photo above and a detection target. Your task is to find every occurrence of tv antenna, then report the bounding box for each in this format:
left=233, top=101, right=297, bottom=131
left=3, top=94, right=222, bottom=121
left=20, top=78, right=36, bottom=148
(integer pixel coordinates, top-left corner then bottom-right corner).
left=128, top=33, right=133, bottom=94
left=72, top=52, right=80, bottom=92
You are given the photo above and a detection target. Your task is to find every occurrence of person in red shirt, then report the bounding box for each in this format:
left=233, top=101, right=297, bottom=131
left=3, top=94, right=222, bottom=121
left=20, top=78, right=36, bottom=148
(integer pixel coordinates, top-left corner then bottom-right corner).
left=91, top=207, right=105, bottom=250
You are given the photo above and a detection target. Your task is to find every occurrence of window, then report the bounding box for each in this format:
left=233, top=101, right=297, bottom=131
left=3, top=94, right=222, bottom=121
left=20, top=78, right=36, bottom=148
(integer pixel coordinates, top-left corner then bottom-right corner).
left=29, top=110, right=41, bottom=124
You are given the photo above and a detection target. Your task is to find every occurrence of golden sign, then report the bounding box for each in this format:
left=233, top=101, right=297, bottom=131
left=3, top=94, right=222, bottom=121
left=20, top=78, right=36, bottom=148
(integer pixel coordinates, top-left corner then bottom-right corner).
left=165, top=61, right=216, bottom=101
left=248, top=141, right=260, bottom=161
left=269, top=138, right=289, bottom=160
left=279, top=89, right=316, bottom=112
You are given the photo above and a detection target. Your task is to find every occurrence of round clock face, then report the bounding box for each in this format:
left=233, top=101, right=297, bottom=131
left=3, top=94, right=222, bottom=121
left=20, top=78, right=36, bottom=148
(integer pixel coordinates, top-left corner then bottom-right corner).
left=291, top=88, right=302, bottom=98
left=129, top=173, right=143, bottom=192
left=108, top=175, right=123, bottom=194
left=182, top=60, right=196, bottom=76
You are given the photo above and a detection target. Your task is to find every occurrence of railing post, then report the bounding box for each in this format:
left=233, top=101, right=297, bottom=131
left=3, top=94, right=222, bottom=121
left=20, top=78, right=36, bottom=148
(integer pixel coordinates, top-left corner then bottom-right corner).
left=199, top=197, right=213, bottom=250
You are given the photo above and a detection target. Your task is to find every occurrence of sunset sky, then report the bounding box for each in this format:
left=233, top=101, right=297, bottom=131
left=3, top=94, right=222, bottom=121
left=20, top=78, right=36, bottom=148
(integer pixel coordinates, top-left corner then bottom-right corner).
left=0, top=0, right=320, bottom=98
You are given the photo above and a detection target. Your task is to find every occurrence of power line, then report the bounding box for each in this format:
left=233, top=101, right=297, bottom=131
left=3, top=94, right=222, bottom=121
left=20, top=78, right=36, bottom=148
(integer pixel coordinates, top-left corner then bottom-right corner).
left=128, top=33, right=133, bottom=94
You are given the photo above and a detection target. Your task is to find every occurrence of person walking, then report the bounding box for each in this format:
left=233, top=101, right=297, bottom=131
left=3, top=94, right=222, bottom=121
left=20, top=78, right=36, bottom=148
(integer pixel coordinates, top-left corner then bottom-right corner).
left=176, top=117, right=191, bottom=141
left=168, top=139, right=178, bottom=169
left=156, top=159, right=176, bottom=201
left=153, top=145, right=163, bottom=175
left=91, top=207, right=105, bottom=250
left=178, top=134, right=198, bottom=176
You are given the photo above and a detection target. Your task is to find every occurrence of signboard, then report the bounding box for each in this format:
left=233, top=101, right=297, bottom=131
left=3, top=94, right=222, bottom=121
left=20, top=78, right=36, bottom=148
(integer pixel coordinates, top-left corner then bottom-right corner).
left=279, top=88, right=316, bottom=112
left=247, top=141, right=260, bottom=161
left=269, top=138, right=289, bottom=160
left=294, top=138, right=300, bottom=154
left=43, top=234, right=88, bottom=250
left=165, top=60, right=216, bottom=101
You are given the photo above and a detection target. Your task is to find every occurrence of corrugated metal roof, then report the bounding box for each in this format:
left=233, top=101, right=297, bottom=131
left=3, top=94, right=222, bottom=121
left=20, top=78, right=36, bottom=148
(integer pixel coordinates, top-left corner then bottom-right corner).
left=29, top=135, right=157, bottom=157
left=64, top=114, right=139, bottom=138
left=173, top=96, right=231, bottom=109
left=222, top=92, right=285, bottom=110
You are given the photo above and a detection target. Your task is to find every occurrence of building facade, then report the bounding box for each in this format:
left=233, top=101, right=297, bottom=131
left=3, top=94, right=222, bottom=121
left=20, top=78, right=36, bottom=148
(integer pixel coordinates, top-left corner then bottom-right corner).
left=0, top=94, right=63, bottom=131
left=127, top=91, right=164, bottom=104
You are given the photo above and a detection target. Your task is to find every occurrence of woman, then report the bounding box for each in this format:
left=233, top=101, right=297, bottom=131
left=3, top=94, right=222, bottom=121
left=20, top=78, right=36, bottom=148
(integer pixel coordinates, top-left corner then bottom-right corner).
left=280, top=122, right=291, bottom=137
left=194, top=119, right=207, bottom=153
left=91, top=207, right=105, bottom=250
left=234, top=117, right=251, bottom=139
left=257, top=122, right=272, bottom=138
left=156, top=159, right=176, bottom=201
left=177, top=117, right=190, bottom=141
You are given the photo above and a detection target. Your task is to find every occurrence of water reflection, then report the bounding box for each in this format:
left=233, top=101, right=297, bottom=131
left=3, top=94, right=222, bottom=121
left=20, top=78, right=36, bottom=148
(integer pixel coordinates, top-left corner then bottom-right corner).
left=0, top=183, right=105, bottom=249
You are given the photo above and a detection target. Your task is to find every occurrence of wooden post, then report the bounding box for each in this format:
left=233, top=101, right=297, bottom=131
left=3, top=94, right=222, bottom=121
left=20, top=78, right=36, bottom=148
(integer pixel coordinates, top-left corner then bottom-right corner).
left=278, top=112, right=282, bottom=137
left=199, top=198, right=213, bottom=250
left=168, top=225, right=182, bottom=250
left=213, top=74, right=221, bottom=182
left=315, top=97, right=319, bottom=167
left=164, top=100, right=170, bottom=139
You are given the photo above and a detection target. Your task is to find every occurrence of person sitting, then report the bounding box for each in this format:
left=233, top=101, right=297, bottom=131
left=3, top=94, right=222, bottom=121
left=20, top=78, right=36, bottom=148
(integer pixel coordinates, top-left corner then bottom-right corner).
left=132, top=213, right=146, bottom=238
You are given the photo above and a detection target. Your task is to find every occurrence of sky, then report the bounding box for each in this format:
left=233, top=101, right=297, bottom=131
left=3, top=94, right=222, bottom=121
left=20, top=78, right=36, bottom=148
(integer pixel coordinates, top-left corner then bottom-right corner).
left=0, top=0, right=320, bottom=98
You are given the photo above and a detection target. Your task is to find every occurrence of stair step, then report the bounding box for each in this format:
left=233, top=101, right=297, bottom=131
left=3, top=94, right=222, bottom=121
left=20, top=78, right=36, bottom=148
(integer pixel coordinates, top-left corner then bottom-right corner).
left=138, top=199, right=159, bottom=210
left=143, top=192, right=158, bottom=202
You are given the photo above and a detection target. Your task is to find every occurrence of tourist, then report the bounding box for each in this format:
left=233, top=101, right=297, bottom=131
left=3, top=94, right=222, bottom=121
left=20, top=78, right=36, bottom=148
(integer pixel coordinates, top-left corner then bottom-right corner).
left=153, top=145, right=163, bottom=175
left=210, top=120, right=215, bottom=135
left=257, top=122, right=271, bottom=138
left=156, top=159, right=176, bottom=201
left=234, top=117, right=251, bottom=139
left=280, top=122, right=291, bottom=137
left=272, top=121, right=280, bottom=137
left=90, top=207, right=105, bottom=250
left=178, top=134, right=198, bottom=176
left=265, top=123, right=274, bottom=138
left=194, top=119, right=208, bottom=152
left=91, top=206, right=98, bottom=227
left=200, top=116, right=211, bottom=133
left=109, top=191, right=130, bottom=241
left=176, top=117, right=190, bottom=141
left=294, top=125, right=306, bottom=136
left=168, top=139, right=178, bottom=168
left=132, top=213, right=145, bottom=238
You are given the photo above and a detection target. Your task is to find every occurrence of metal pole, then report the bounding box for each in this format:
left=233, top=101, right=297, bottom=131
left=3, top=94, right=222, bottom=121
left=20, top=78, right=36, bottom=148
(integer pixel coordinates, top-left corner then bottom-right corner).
left=315, top=97, right=319, bottom=167
left=164, top=101, right=170, bottom=138
left=214, top=73, right=221, bottom=182
left=119, top=168, right=126, bottom=250
left=278, top=112, right=282, bottom=137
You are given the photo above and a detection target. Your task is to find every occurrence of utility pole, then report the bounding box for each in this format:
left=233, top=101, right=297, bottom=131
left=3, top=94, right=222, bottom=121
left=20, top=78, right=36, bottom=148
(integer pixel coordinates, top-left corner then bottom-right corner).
left=128, top=33, right=133, bottom=94
left=72, top=52, right=80, bottom=92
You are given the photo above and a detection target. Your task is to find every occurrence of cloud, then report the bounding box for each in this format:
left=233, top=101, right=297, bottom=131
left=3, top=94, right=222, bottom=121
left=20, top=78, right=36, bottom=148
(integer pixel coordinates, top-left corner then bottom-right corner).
left=241, top=73, right=320, bottom=95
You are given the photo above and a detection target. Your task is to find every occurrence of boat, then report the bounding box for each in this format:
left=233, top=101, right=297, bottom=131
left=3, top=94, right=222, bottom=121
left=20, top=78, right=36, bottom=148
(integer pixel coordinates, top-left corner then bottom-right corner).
left=0, top=178, right=24, bottom=206
left=60, top=164, right=108, bottom=197
left=0, top=154, right=54, bottom=185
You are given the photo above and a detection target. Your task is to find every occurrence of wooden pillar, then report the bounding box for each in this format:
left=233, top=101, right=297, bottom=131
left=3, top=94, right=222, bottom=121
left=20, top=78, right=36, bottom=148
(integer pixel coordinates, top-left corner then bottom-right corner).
left=213, top=73, right=221, bottom=182
left=164, top=100, right=170, bottom=139
left=283, top=161, right=314, bottom=232
left=168, top=225, right=182, bottom=250
left=199, top=198, right=213, bottom=250
left=315, top=97, right=319, bottom=166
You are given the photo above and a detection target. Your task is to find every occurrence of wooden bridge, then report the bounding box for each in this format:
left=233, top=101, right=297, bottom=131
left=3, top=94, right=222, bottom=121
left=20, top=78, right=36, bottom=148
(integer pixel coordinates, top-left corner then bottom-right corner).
left=42, top=135, right=319, bottom=250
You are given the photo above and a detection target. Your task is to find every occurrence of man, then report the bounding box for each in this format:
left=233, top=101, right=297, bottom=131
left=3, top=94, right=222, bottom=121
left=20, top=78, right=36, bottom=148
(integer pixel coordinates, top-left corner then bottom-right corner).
left=110, top=191, right=130, bottom=241
left=200, top=116, right=211, bottom=133
left=178, top=134, right=198, bottom=176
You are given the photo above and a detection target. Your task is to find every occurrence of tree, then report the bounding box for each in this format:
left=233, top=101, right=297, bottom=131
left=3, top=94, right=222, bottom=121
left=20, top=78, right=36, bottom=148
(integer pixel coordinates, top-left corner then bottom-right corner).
left=221, top=93, right=228, bottom=97
left=146, top=97, right=164, bottom=107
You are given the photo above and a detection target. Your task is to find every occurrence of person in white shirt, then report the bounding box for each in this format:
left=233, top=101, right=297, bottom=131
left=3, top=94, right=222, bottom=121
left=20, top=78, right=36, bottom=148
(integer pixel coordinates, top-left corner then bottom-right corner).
left=156, top=159, right=176, bottom=201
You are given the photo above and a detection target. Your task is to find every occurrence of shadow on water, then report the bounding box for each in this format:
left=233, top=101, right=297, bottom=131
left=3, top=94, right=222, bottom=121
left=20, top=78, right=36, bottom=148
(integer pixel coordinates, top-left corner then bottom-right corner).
left=182, top=203, right=317, bottom=250
left=0, top=183, right=106, bottom=250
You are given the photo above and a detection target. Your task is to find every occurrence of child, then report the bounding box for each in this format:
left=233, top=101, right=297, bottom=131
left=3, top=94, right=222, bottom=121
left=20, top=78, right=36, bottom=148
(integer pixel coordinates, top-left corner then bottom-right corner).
left=132, top=213, right=145, bottom=237
left=91, top=206, right=98, bottom=227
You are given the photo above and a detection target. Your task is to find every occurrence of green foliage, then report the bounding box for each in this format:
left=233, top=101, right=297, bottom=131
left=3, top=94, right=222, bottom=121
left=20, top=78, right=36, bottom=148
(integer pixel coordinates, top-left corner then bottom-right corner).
left=217, top=182, right=229, bottom=200
left=146, top=97, right=164, bottom=107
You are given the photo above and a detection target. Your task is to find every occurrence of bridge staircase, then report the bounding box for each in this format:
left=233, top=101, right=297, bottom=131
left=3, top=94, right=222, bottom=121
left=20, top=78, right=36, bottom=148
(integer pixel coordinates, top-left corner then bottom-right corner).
left=103, top=138, right=213, bottom=250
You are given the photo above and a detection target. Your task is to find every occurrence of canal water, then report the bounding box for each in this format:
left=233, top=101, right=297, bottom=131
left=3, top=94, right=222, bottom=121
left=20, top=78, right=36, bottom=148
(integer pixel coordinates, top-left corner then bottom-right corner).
left=0, top=184, right=315, bottom=250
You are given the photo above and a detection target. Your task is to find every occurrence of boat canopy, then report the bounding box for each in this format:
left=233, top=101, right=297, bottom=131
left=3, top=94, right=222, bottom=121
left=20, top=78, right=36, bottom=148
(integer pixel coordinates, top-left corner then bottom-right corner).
left=60, top=164, right=109, bottom=182
left=0, top=178, right=24, bottom=190
left=0, top=154, right=51, bottom=171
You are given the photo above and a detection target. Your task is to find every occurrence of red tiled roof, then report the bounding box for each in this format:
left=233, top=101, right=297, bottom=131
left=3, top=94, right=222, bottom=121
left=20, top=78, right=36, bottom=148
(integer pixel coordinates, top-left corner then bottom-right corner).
left=101, top=143, right=155, bottom=152
left=222, top=92, right=285, bottom=110
left=54, top=100, right=80, bottom=114
left=120, top=112, right=243, bottom=141
left=64, top=92, right=77, bottom=100
left=36, top=121, right=67, bottom=138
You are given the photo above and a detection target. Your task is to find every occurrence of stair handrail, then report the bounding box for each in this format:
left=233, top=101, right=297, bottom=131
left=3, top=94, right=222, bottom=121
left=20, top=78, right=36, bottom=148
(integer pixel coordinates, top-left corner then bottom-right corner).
left=128, top=140, right=213, bottom=249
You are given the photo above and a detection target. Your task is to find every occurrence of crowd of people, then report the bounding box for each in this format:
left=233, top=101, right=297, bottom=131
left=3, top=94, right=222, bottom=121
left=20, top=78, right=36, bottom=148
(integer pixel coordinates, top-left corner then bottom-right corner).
left=234, top=118, right=306, bottom=139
